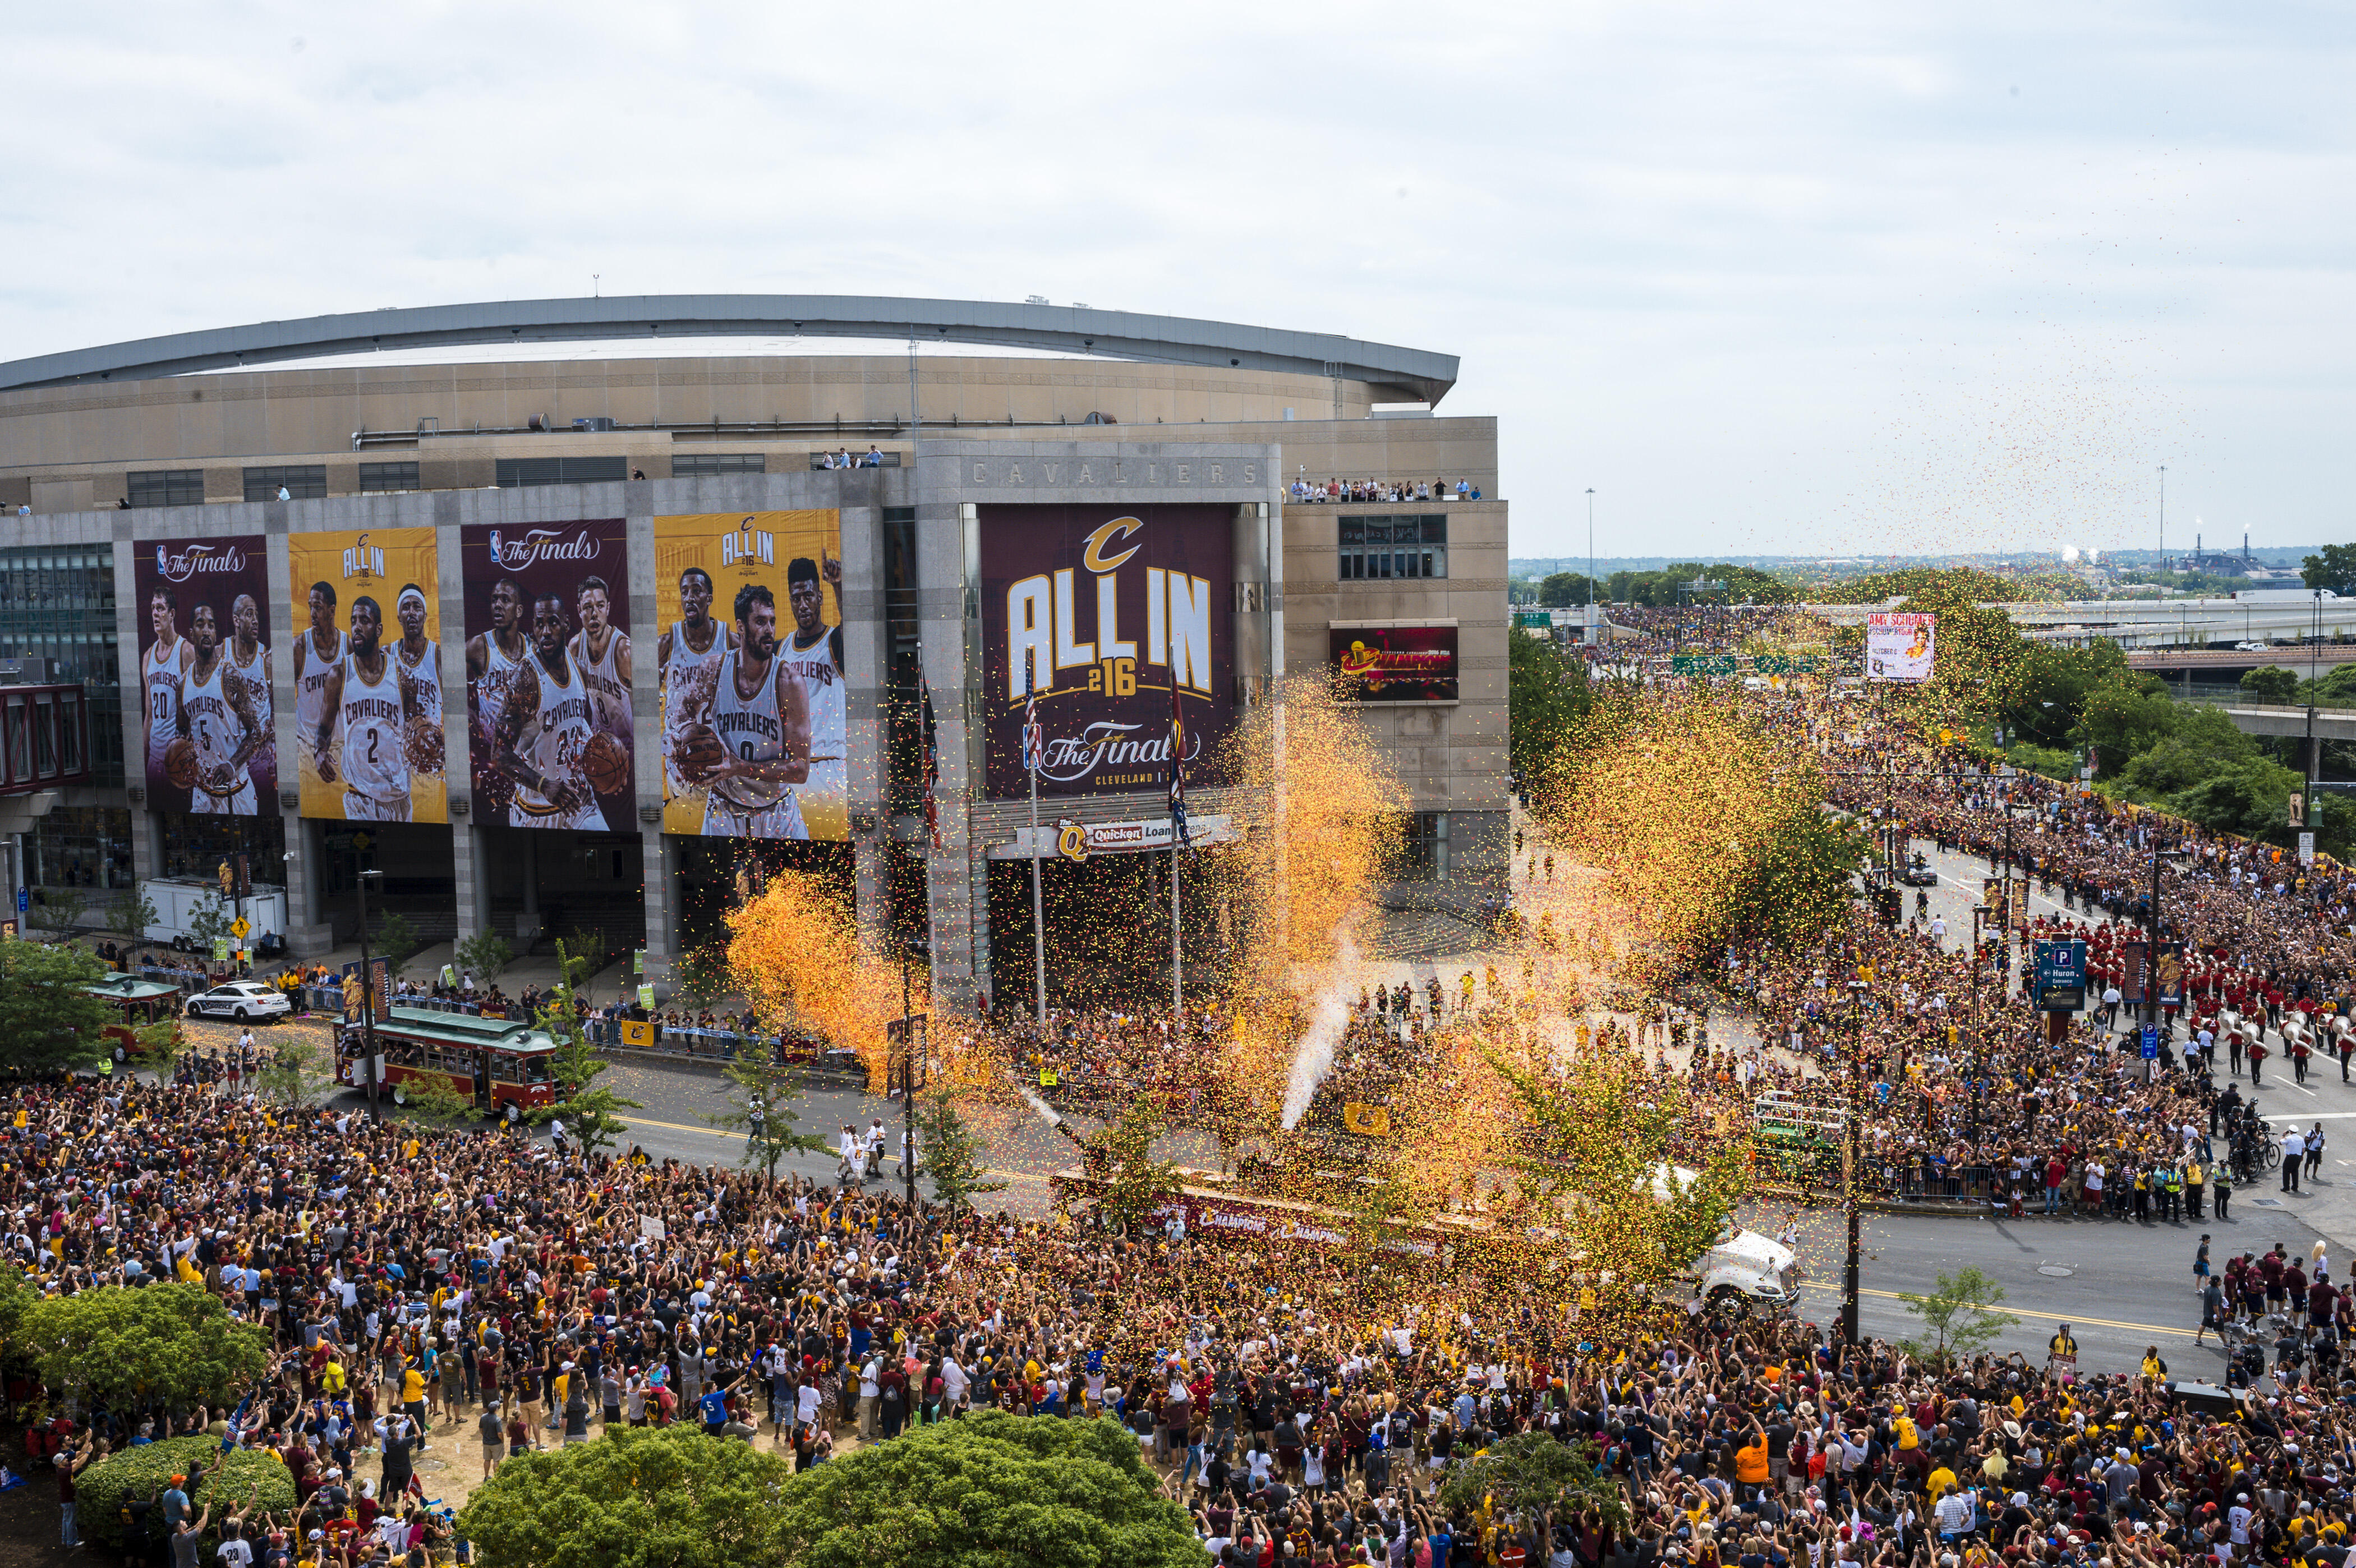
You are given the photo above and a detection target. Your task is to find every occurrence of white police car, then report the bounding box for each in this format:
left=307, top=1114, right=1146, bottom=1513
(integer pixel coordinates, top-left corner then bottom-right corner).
left=185, top=981, right=290, bottom=1023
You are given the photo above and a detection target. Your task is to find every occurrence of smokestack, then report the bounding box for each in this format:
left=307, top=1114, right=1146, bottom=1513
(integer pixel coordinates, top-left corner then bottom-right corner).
left=2244, top=525, right=2251, bottom=563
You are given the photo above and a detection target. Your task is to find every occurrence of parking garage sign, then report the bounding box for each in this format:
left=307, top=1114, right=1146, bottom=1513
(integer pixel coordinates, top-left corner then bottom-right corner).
left=2033, top=939, right=2087, bottom=1011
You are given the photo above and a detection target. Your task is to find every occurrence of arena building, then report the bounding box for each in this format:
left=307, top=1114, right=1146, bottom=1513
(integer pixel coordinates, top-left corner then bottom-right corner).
left=0, top=297, right=1507, bottom=1005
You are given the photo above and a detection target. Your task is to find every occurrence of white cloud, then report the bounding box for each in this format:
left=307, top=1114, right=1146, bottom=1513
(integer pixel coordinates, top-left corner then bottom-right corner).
left=2, top=1, right=2350, bottom=556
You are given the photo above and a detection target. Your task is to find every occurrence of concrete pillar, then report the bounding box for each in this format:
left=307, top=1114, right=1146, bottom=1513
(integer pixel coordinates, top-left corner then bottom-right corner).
left=453, top=820, right=487, bottom=944
left=519, top=833, right=540, bottom=945
left=640, top=832, right=675, bottom=992
left=853, top=828, right=886, bottom=940
left=913, top=461, right=982, bottom=1009
left=284, top=816, right=333, bottom=957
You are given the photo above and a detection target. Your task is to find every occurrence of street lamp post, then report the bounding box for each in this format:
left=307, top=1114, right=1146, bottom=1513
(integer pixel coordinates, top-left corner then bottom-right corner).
left=1842, top=975, right=1869, bottom=1346
left=900, top=937, right=921, bottom=1206
left=1585, top=488, right=1596, bottom=645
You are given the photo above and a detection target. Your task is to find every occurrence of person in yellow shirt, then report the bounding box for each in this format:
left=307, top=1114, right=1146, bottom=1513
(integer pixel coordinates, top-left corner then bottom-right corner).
left=1926, top=1461, right=1958, bottom=1501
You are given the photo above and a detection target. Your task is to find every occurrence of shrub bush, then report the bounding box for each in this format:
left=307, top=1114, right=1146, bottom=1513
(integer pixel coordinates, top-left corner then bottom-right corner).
left=76, top=1435, right=294, bottom=1552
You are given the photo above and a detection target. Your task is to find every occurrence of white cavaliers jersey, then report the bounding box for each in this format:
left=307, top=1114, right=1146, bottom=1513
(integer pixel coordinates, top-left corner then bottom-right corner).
left=295, top=629, right=346, bottom=765
left=231, top=641, right=272, bottom=743
left=144, top=637, right=185, bottom=766
left=475, top=633, right=524, bottom=748
left=662, top=620, right=729, bottom=790
left=702, top=650, right=806, bottom=839
left=571, top=628, right=631, bottom=738
left=396, top=641, right=444, bottom=729
left=511, top=656, right=606, bottom=831
left=181, top=657, right=255, bottom=816
left=339, top=652, right=409, bottom=815
left=781, top=627, right=845, bottom=777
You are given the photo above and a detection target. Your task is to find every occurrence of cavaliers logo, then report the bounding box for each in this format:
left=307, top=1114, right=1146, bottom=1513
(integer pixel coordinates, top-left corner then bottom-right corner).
left=1080, top=517, right=1144, bottom=573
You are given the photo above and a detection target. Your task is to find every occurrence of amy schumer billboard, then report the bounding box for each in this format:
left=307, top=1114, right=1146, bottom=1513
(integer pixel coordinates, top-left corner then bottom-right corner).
left=458, top=521, right=634, bottom=833
left=979, top=504, right=1234, bottom=799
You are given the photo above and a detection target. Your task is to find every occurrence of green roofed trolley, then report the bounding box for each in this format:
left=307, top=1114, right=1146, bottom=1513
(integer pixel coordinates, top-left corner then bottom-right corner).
left=338, top=1004, right=559, bottom=1114
left=80, top=974, right=186, bottom=1058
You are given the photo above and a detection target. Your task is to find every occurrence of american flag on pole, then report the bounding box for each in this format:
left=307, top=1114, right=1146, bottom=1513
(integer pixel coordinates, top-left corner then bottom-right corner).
left=1023, top=689, right=1044, bottom=774
left=1167, top=681, right=1190, bottom=849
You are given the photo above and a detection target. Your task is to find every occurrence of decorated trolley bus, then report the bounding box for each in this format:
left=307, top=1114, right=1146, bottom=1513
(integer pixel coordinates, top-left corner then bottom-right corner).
left=81, top=974, right=186, bottom=1058
left=339, top=1005, right=560, bottom=1114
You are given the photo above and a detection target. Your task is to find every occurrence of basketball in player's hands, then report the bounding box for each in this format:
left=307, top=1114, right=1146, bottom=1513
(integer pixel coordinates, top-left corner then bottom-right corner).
left=582, top=729, right=631, bottom=796
left=163, top=737, right=200, bottom=790
left=406, top=715, right=445, bottom=775
left=673, top=723, right=727, bottom=784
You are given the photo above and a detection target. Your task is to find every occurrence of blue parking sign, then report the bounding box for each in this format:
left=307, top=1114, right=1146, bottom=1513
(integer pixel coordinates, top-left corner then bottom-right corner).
left=12, top=887, right=22, bottom=913
left=2141, top=1024, right=2159, bottom=1060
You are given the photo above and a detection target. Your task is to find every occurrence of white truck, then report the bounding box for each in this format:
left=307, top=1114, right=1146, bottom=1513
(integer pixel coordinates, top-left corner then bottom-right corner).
left=139, top=877, right=288, bottom=954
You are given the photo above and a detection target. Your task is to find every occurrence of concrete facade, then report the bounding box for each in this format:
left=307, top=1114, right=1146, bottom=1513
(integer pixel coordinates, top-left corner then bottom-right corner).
left=0, top=343, right=1507, bottom=1001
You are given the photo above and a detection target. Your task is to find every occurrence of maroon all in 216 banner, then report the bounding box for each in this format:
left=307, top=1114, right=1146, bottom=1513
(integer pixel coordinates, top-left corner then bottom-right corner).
left=979, top=504, right=1234, bottom=799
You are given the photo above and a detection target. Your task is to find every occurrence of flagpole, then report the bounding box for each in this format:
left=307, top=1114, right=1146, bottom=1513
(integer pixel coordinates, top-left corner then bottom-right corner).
left=1027, top=701, right=1047, bottom=1025
left=1170, top=816, right=1183, bottom=1020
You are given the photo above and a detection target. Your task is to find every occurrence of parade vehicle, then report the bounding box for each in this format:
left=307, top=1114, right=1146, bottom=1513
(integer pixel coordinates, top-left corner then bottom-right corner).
left=81, top=973, right=185, bottom=1057
left=1048, top=1161, right=1801, bottom=1312
left=337, top=1004, right=560, bottom=1114
left=1899, top=853, right=1940, bottom=888
left=185, top=980, right=291, bottom=1022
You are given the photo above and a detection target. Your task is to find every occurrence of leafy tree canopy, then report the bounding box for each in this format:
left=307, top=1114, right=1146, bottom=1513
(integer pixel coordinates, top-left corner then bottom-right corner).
left=0, top=939, right=116, bottom=1074
left=20, top=1282, right=270, bottom=1417
left=1438, top=1432, right=1629, bottom=1530
left=77, top=1438, right=294, bottom=1554
left=1508, top=633, right=1594, bottom=794
left=774, top=1410, right=1203, bottom=1568
left=457, top=1424, right=793, bottom=1568
left=2241, top=665, right=2300, bottom=702
left=2303, top=542, right=2356, bottom=597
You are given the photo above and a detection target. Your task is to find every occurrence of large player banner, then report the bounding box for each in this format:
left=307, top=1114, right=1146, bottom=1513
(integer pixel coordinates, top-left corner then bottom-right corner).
left=652, top=512, right=848, bottom=842
left=132, top=534, right=277, bottom=815
left=458, top=521, right=633, bottom=833
left=978, top=504, right=1234, bottom=799
left=286, top=528, right=448, bottom=823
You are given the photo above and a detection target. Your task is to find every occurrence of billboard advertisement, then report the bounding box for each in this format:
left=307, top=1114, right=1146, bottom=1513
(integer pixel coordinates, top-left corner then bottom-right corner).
left=652, top=512, right=847, bottom=840
left=459, top=521, right=634, bottom=833
left=1329, top=624, right=1459, bottom=702
left=287, top=528, right=448, bottom=822
left=133, top=534, right=277, bottom=815
left=978, top=504, right=1234, bottom=799
left=1865, top=611, right=1935, bottom=682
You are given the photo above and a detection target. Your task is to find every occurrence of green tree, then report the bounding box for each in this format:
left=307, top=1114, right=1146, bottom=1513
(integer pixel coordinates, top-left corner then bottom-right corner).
left=399, top=1072, right=482, bottom=1127
left=1538, top=572, right=1599, bottom=608
left=32, top=884, right=89, bottom=935
left=2115, top=706, right=2263, bottom=800
left=454, top=928, right=515, bottom=983
left=703, top=1051, right=826, bottom=1183
left=2242, top=665, right=2300, bottom=702
left=525, top=940, right=641, bottom=1159
left=20, top=1283, right=269, bottom=1418
left=369, top=909, right=424, bottom=976
left=774, top=1410, right=1203, bottom=1568
left=256, top=1033, right=335, bottom=1111
left=1897, top=1266, right=2020, bottom=1369
left=184, top=892, right=234, bottom=957
left=1508, top=631, right=1594, bottom=797
left=1438, top=1431, right=1628, bottom=1531
left=2073, top=676, right=2179, bottom=776
left=2000, top=639, right=2129, bottom=748
left=0, top=939, right=114, bottom=1074
left=2302, top=543, right=2356, bottom=596
left=107, top=882, right=161, bottom=940
left=456, top=1424, right=794, bottom=1568
left=1078, top=1098, right=1181, bottom=1233
left=912, top=1088, right=1004, bottom=1210
left=76, top=1438, right=294, bottom=1555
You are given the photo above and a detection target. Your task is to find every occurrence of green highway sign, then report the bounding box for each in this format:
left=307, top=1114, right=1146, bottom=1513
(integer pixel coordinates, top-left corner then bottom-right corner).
left=1671, top=655, right=1740, bottom=676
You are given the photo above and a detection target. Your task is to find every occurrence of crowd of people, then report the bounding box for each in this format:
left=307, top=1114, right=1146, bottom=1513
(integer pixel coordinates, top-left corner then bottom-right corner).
left=1288, top=476, right=1484, bottom=504
left=15, top=1056, right=2356, bottom=1568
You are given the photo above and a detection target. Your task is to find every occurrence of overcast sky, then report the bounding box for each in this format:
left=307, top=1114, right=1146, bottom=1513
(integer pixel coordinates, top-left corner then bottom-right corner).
left=5, top=3, right=2350, bottom=560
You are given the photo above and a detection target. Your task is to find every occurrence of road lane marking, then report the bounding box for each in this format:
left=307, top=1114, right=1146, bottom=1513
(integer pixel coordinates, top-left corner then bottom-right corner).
left=1798, top=1282, right=2202, bottom=1339
left=620, top=1116, right=1053, bottom=1185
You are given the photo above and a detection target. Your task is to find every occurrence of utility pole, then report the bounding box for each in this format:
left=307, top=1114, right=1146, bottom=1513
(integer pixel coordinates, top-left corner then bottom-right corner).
left=355, top=865, right=383, bottom=1125
left=901, top=939, right=918, bottom=1206
left=1842, top=974, right=1869, bottom=1345
left=1585, top=488, right=1596, bottom=646
left=2157, top=465, right=2166, bottom=580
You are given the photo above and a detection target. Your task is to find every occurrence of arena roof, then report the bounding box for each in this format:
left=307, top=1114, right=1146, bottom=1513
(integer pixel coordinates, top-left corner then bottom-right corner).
left=0, top=295, right=1459, bottom=405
